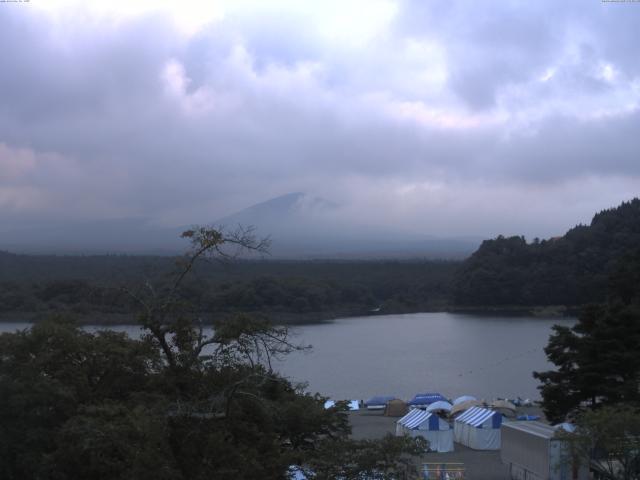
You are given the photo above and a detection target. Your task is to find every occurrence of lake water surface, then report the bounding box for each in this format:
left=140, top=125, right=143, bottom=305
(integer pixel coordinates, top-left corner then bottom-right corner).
left=0, top=312, right=573, bottom=402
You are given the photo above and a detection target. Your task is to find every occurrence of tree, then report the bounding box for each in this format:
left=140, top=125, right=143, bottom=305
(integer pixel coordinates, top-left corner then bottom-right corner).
left=0, top=225, right=427, bottom=479
left=560, top=405, right=640, bottom=480
left=534, top=251, right=640, bottom=423
left=302, top=434, right=428, bottom=480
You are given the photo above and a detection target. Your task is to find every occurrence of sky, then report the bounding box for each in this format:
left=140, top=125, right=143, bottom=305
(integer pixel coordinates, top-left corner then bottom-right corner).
left=1, top=0, right=639, bottom=241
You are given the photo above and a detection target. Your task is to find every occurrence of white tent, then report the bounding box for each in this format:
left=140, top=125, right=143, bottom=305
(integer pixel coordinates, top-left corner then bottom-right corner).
left=396, top=409, right=454, bottom=453
left=426, top=400, right=453, bottom=413
left=453, top=406, right=501, bottom=450
left=452, top=395, right=477, bottom=405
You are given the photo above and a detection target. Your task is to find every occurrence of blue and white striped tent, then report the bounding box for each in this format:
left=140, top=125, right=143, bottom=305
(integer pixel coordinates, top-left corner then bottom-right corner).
left=453, top=406, right=502, bottom=450
left=396, top=408, right=454, bottom=452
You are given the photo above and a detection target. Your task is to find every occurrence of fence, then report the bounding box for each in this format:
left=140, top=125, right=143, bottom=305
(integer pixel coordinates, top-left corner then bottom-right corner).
left=422, top=462, right=466, bottom=479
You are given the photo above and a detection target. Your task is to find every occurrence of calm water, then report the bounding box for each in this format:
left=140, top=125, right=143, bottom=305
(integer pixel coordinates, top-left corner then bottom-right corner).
left=0, top=312, right=573, bottom=402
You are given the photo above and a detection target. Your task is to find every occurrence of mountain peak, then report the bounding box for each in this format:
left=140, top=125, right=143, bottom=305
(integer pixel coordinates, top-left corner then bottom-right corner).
left=217, top=192, right=334, bottom=226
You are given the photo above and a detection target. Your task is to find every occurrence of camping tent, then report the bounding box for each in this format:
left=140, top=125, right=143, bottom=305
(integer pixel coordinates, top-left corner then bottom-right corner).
left=407, top=393, right=447, bottom=407
left=452, top=395, right=477, bottom=405
left=454, top=406, right=502, bottom=450
left=490, top=399, right=517, bottom=418
left=451, top=400, right=482, bottom=417
left=426, top=400, right=453, bottom=414
left=396, top=409, right=454, bottom=453
left=365, top=395, right=395, bottom=410
left=384, top=399, right=408, bottom=417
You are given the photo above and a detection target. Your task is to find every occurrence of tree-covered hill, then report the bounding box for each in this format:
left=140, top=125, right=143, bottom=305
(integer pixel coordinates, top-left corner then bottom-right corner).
left=453, top=198, right=640, bottom=307
left=0, top=252, right=456, bottom=323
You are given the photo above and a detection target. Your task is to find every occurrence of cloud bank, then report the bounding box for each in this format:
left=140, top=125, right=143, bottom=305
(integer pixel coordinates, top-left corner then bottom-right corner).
left=0, top=0, right=639, bottom=241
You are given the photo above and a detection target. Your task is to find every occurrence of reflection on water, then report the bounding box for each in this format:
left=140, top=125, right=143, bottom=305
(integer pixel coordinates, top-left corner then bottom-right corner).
left=0, top=312, right=573, bottom=402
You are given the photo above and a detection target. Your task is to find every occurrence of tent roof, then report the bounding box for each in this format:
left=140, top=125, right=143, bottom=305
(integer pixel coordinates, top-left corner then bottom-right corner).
left=491, top=399, right=516, bottom=411
left=397, top=409, right=447, bottom=431
left=453, top=395, right=477, bottom=405
left=554, top=422, right=575, bottom=433
left=426, top=400, right=453, bottom=412
left=503, top=421, right=562, bottom=439
left=365, top=395, right=396, bottom=406
left=451, top=399, right=482, bottom=415
left=407, top=393, right=447, bottom=406
left=455, top=406, right=501, bottom=428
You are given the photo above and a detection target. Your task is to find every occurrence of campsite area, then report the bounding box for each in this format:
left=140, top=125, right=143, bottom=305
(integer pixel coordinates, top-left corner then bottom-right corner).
left=348, top=405, right=547, bottom=480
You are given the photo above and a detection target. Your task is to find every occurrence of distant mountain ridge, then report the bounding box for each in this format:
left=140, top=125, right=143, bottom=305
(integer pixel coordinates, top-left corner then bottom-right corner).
left=0, top=192, right=480, bottom=258
left=215, top=192, right=480, bottom=259
left=452, top=198, right=640, bottom=307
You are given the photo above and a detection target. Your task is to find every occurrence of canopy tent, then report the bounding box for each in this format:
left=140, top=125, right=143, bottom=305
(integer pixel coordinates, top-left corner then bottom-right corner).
left=451, top=400, right=482, bottom=417
left=384, top=398, right=408, bottom=417
left=454, top=406, right=502, bottom=450
left=426, top=400, right=453, bottom=413
left=396, top=409, right=454, bottom=453
left=365, top=395, right=396, bottom=410
left=452, top=395, right=477, bottom=406
left=407, top=393, right=447, bottom=407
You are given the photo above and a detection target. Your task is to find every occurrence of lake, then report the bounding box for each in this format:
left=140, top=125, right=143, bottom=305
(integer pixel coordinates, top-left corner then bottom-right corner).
left=0, top=312, right=573, bottom=402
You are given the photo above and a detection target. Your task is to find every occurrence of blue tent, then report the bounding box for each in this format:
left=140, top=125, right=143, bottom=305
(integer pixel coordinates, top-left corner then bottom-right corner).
left=365, top=395, right=396, bottom=410
left=407, top=393, right=447, bottom=407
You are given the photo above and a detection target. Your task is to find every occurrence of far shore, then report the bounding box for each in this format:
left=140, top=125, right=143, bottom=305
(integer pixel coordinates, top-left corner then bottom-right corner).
left=0, top=304, right=578, bottom=326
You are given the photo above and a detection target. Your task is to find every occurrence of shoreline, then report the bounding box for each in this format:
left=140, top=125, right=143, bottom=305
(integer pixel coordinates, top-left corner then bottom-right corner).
left=0, top=304, right=578, bottom=326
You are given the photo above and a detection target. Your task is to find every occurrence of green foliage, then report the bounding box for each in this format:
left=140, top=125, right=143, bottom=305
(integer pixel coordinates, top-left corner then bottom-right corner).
left=453, top=198, right=640, bottom=307
left=302, top=434, right=428, bottom=480
left=534, top=250, right=640, bottom=422
left=0, top=226, right=426, bottom=479
left=561, top=405, right=640, bottom=480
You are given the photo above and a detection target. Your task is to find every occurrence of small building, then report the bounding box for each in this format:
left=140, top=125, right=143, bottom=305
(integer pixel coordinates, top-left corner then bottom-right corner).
left=396, top=409, right=454, bottom=453
left=453, top=406, right=502, bottom=450
left=501, top=421, right=589, bottom=480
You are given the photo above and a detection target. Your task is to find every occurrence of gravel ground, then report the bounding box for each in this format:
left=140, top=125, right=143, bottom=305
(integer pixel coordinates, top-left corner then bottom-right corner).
left=348, top=407, right=546, bottom=480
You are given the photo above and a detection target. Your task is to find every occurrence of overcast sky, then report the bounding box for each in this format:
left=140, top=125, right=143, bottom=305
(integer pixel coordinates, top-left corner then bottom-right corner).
left=1, top=0, right=639, bottom=240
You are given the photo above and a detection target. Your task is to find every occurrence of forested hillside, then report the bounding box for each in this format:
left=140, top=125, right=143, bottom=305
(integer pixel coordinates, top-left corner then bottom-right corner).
left=453, top=198, right=640, bottom=307
left=0, top=253, right=456, bottom=323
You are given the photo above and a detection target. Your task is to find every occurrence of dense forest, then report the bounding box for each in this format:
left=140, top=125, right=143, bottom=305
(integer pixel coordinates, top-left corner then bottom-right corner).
left=2, top=198, right=639, bottom=323
left=0, top=252, right=456, bottom=324
left=453, top=198, right=640, bottom=308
